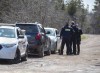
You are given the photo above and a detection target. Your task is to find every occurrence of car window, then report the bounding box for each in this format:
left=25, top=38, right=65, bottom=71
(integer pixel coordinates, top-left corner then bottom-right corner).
left=0, top=28, right=15, bottom=38
left=45, top=29, right=55, bottom=36
left=16, top=24, right=38, bottom=34
left=39, top=26, right=45, bottom=33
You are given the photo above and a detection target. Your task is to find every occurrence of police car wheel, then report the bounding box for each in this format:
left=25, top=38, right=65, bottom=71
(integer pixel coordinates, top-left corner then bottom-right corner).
left=9, top=49, right=21, bottom=64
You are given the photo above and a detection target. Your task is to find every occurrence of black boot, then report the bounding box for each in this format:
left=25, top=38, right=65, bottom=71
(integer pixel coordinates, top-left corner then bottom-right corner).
left=59, top=49, right=63, bottom=55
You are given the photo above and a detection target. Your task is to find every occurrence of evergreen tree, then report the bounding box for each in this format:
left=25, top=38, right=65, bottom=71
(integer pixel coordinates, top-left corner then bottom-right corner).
left=67, top=0, right=77, bottom=20
left=91, top=0, right=100, bottom=33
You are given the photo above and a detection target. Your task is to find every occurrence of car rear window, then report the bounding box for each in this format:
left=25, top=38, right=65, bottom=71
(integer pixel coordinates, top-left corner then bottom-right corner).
left=45, top=29, right=55, bottom=36
left=16, top=24, right=38, bottom=34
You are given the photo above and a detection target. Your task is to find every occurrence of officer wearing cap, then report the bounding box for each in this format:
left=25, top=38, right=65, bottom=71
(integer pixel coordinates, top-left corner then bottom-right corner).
left=70, top=21, right=78, bottom=55
left=59, top=22, right=73, bottom=55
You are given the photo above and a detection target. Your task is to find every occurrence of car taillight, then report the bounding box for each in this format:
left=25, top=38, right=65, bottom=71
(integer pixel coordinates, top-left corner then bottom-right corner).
left=35, top=33, right=41, bottom=40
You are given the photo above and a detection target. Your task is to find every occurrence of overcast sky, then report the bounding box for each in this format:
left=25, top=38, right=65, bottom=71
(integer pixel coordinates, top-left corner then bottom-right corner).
left=64, top=0, right=95, bottom=12
left=83, top=0, right=95, bottom=12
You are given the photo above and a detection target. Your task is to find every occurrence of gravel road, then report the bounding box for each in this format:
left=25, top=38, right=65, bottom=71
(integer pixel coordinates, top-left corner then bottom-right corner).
left=0, top=34, right=100, bottom=73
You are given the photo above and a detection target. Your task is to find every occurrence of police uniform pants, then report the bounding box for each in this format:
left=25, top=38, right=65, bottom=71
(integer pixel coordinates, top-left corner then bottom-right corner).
left=60, top=38, right=71, bottom=55
left=76, top=40, right=81, bottom=55
left=70, top=39, right=77, bottom=55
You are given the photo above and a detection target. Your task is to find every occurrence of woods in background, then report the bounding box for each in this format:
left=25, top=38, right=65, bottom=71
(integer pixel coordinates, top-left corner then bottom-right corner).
left=91, top=0, right=100, bottom=34
left=0, top=0, right=66, bottom=29
left=0, top=0, right=100, bottom=34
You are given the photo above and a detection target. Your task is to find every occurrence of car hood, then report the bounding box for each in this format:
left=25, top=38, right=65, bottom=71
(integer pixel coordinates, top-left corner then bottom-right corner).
left=0, top=37, right=17, bottom=44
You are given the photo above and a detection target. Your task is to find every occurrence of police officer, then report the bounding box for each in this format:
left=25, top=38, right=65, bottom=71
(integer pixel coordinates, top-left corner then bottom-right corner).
left=70, top=21, right=78, bottom=55
left=76, top=24, right=83, bottom=55
left=59, top=22, right=73, bottom=55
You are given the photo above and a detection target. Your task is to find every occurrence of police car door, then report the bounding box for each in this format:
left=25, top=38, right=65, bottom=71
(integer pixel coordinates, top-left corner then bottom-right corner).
left=17, top=29, right=26, bottom=55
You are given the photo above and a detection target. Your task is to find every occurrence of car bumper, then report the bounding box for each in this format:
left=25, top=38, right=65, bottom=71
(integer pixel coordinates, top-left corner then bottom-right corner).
left=28, top=44, right=41, bottom=53
left=28, top=44, right=41, bottom=49
left=0, top=46, right=17, bottom=59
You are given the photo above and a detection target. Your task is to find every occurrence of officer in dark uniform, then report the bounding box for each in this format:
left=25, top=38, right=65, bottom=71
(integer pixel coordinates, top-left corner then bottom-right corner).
left=59, top=22, right=73, bottom=55
left=70, top=21, right=78, bottom=55
left=76, top=24, right=83, bottom=55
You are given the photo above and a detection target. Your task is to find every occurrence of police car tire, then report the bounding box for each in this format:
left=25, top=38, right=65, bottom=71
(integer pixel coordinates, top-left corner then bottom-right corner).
left=21, top=54, right=27, bottom=61
left=9, top=49, right=21, bottom=64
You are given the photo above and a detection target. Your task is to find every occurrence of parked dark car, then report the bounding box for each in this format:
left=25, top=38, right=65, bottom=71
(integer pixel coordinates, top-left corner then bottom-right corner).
left=16, top=23, right=51, bottom=57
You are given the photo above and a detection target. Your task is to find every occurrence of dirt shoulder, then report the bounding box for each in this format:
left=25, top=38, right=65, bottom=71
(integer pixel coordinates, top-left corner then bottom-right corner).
left=0, top=34, right=100, bottom=73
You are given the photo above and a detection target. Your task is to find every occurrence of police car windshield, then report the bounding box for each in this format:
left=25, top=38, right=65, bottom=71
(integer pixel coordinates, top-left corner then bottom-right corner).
left=0, top=28, right=15, bottom=38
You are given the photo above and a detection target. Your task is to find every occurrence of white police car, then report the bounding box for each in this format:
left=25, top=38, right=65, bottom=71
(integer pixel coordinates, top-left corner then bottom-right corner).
left=0, top=26, right=28, bottom=63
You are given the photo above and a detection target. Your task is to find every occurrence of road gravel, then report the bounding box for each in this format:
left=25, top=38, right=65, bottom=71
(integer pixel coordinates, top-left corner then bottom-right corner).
left=0, top=34, right=100, bottom=73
